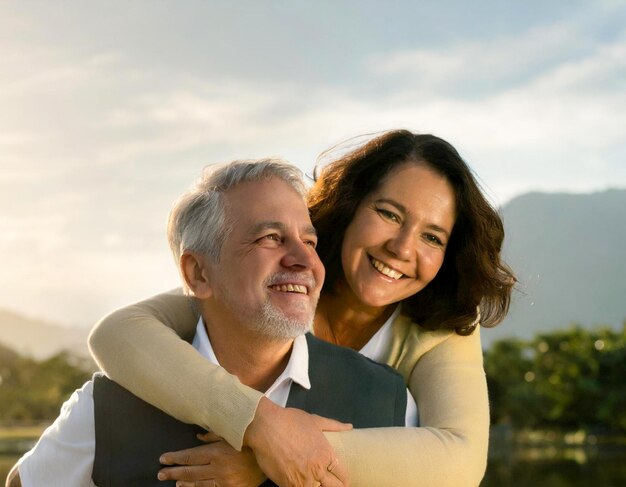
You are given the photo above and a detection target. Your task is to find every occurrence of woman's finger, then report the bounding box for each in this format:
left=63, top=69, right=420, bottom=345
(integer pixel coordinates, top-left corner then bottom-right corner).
left=311, top=415, right=352, bottom=432
left=325, top=458, right=349, bottom=487
left=303, top=456, right=348, bottom=487
left=244, top=400, right=350, bottom=486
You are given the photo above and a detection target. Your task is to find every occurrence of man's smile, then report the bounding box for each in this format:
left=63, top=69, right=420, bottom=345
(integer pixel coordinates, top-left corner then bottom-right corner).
left=269, top=284, right=308, bottom=294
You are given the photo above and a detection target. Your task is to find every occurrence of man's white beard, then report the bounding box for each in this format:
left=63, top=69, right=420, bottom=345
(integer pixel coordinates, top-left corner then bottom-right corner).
left=219, top=289, right=314, bottom=340
left=253, top=300, right=312, bottom=340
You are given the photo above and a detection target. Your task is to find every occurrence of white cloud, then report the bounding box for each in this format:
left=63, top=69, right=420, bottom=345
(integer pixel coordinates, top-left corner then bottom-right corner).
left=347, top=26, right=626, bottom=203
left=0, top=245, right=180, bottom=326
left=368, top=21, right=583, bottom=92
left=1, top=4, right=624, bottom=327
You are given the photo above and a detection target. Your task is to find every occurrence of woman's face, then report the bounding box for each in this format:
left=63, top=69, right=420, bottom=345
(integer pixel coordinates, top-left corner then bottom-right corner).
left=340, top=162, right=457, bottom=309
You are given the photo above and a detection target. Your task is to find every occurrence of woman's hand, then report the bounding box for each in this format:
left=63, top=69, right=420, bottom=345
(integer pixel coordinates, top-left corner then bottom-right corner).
left=243, top=398, right=352, bottom=487
left=158, top=432, right=266, bottom=487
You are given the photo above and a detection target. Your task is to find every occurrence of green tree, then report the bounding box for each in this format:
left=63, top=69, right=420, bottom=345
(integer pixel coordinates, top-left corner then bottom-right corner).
left=0, top=344, right=91, bottom=423
left=485, top=323, right=626, bottom=432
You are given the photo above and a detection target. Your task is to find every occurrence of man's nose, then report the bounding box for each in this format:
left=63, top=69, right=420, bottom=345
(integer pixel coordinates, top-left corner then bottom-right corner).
left=281, top=239, right=320, bottom=270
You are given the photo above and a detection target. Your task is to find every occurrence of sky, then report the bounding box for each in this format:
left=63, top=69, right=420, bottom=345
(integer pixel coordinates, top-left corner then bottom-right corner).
left=1, top=0, right=625, bottom=327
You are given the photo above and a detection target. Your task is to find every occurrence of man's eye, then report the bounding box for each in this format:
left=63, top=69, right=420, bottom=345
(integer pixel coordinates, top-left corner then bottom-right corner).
left=376, top=208, right=400, bottom=223
left=304, top=239, right=317, bottom=248
left=259, top=234, right=281, bottom=243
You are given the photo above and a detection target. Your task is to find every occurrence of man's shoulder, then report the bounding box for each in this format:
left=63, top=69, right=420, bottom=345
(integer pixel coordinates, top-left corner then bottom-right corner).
left=295, top=334, right=407, bottom=427
left=304, top=333, right=402, bottom=380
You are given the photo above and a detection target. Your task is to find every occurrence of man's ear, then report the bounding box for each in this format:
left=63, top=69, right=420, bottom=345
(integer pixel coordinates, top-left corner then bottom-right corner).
left=180, top=251, right=214, bottom=299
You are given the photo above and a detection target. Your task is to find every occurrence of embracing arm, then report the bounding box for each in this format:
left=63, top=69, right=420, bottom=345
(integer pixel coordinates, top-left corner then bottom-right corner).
left=89, top=289, right=350, bottom=486
left=88, top=289, right=264, bottom=449
left=325, top=328, right=489, bottom=487
left=89, top=290, right=487, bottom=486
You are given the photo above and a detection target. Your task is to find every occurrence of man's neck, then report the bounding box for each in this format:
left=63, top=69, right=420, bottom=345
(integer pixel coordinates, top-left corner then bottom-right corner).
left=201, top=313, right=294, bottom=393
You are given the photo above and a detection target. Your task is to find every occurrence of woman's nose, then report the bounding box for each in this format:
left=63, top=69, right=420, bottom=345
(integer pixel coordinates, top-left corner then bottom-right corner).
left=385, top=229, right=416, bottom=261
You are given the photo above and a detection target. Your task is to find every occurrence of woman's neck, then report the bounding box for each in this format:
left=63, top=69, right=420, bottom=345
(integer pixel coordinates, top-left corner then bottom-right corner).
left=313, top=284, right=395, bottom=351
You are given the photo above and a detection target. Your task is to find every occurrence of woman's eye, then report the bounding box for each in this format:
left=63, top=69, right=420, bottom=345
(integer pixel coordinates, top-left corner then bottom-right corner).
left=425, top=234, right=444, bottom=247
left=376, top=208, right=400, bottom=223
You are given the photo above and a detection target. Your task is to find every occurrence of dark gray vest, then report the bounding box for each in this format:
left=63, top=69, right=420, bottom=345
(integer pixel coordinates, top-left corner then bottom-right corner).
left=92, top=333, right=407, bottom=486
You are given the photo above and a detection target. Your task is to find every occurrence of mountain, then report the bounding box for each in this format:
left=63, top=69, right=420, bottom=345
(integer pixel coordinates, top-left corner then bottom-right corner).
left=481, top=188, right=626, bottom=347
left=0, top=309, right=91, bottom=361
left=2, top=189, right=624, bottom=353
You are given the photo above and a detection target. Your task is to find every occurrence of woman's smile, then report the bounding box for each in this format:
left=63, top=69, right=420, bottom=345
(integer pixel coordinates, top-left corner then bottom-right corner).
left=340, top=162, right=456, bottom=309
left=368, top=255, right=406, bottom=281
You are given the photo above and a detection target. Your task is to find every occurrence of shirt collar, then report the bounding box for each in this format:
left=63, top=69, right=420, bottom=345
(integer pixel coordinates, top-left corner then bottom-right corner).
left=192, top=318, right=311, bottom=393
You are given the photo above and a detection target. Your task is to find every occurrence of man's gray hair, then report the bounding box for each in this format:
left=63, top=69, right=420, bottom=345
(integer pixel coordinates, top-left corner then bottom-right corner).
left=167, top=158, right=307, bottom=264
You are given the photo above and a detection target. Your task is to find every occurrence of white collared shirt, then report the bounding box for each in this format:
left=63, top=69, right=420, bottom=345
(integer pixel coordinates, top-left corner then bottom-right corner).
left=18, top=319, right=416, bottom=486
left=194, top=319, right=312, bottom=407
left=17, top=321, right=312, bottom=487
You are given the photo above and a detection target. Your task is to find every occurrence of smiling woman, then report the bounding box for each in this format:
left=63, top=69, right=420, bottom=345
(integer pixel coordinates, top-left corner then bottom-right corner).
left=87, top=130, right=515, bottom=487
left=311, top=162, right=456, bottom=352
left=341, top=163, right=455, bottom=309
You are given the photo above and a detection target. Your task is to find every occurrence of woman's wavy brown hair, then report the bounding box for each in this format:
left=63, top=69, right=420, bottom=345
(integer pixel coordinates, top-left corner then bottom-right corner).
left=308, top=130, right=515, bottom=335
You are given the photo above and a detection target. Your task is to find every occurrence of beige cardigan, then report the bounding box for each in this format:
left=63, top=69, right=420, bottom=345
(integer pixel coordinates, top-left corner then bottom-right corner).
left=88, top=289, right=489, bottom=486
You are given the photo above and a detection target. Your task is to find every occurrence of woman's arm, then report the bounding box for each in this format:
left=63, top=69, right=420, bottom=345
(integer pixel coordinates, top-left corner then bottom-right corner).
left=88, top=289, right=350, bottom=487
left=325, top=328, right=489, bottom=487
left=88, top=289, right=264, bottom=450
left=89, top=290, right=488, bottom=486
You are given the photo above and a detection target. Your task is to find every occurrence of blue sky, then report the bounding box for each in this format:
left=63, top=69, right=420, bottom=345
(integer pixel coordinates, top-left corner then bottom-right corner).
left=1, top=1, right=625, bottom=326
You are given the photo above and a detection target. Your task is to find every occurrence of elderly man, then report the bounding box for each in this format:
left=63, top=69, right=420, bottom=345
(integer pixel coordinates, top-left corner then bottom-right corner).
left=7, top=159, right=411, bottom=487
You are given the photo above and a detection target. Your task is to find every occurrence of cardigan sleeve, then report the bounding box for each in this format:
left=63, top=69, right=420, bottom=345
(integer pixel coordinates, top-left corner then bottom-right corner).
left=87, top=288, right=264, bottom=450
left=89, top=291, right=488, bottom=485
left=324, top=328, right=489, bottom=487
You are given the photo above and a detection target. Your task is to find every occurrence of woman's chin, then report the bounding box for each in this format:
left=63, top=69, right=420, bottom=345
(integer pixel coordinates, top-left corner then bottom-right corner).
left=354, top=291, right=400, bottom=310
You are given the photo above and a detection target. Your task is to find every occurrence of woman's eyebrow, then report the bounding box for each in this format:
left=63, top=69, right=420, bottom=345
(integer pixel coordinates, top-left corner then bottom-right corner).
left=375, top=198, right=407, bottom=213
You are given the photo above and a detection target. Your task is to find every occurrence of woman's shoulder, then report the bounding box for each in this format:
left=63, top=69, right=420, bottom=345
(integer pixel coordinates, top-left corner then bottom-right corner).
left=392, top=313, right=455, bottom=348
left=383, top=313, right=478, bottom=381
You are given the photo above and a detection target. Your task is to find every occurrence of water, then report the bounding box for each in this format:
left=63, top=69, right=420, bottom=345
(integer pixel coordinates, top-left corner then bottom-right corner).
left=3, top=444, right=626, bottom=485
left=0, top=437, right=36, bottom=482
left=482, top=445, right=626, bottom=486
left=1, top=455, right=19, bottom=481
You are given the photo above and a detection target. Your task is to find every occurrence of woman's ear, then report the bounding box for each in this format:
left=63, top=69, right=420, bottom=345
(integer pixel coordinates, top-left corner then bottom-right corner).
left=180, top=251, right=213, bottom=299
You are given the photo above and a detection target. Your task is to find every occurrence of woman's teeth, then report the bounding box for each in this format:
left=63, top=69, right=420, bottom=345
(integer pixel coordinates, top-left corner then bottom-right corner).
left=370, top=257, right=404, bottom=280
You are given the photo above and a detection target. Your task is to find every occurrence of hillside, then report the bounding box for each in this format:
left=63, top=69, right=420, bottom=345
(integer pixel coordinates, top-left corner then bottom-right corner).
left=481, top=188, right=626, bottom=347
left=0, top=309, right=91, bottom=361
